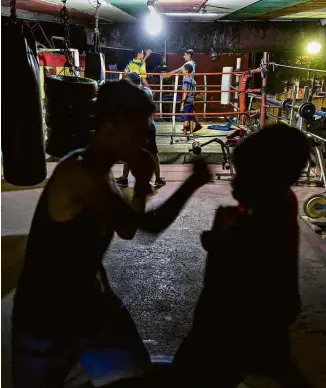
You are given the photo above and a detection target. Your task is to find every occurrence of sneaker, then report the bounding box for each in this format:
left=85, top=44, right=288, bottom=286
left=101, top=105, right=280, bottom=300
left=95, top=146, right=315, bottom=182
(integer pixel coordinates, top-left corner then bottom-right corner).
left=193, top=123, right=203, bottom=132
left=155, top=177, right=166, bottom=187
left=116, top=177, right=129, bottom=188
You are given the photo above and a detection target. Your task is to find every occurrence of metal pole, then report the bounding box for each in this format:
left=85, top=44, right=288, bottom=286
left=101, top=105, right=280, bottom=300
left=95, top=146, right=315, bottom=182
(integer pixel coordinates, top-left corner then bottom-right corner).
left=160, top=74, right=163, bottom=118
left=172, top=75, right=179, bottom=137
left=234, top=57, right=241, bottom=123
left=164, top=39, right=167, bottom=67
left=260, top=52, right=269, bottom=129
left=289, top=85, right=298, bottom=127
left=299, top=86, right=310, bottom=131
left=203, top=75, right=207, bottom=119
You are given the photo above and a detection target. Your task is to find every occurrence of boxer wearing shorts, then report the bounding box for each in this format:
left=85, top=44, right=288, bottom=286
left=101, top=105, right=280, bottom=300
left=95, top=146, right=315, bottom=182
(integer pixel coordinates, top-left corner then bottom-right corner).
left=116, top=72, right=166, bottom=188
left=180, top=64, right=196, bottom=138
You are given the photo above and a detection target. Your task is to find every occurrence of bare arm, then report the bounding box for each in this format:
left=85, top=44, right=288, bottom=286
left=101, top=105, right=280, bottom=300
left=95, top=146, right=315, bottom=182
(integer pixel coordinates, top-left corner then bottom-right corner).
left=163, top=66, right=183, bottom=79
left=106, top=172, right=207, bottom=237
left=142, top=49, right=152, bottom=63
left=180, top=90, right=188, bottom=112
left=77, top=161, right=210, bottom=239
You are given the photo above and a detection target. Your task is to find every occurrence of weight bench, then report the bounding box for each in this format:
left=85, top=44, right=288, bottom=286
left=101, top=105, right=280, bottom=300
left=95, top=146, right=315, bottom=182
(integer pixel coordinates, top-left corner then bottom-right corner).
left=189, top=128, right=245, bottom=179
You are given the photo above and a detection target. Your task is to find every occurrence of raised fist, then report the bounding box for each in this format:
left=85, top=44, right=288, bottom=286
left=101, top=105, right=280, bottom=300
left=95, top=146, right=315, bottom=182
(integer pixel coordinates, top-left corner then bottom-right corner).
left=129, top=148, right=155, bottom=190
left=192, top=158, right=212, bottom=186
left=145, top=49, right=153, bottom=57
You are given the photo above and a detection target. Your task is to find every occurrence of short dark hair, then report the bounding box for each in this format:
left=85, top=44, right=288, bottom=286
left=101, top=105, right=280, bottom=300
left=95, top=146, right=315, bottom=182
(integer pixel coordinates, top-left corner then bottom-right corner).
left=233, top=124, right=311, bottom=189
left=185, top=49, right=194, bottom=59
left=95, top=80, right=154, bottom=128
left=183, top=63, right=194, bottom=74
left=133, top=48, right=143, bottom=59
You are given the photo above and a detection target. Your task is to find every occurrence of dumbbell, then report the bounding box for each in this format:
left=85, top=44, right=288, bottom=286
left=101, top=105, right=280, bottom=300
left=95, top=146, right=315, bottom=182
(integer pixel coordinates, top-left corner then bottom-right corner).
left=190, top=141, right=202, bottom=155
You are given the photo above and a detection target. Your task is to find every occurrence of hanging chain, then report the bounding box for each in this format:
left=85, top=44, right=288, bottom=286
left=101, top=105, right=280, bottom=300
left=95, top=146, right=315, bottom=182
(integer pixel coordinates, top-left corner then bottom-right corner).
left=10, top=0, right=18, bottom=22
left=92, top=0, right=101, bottom=53
left=60, top=0, right=75, bottom=72
left=94, top=1, right=100, bottom=35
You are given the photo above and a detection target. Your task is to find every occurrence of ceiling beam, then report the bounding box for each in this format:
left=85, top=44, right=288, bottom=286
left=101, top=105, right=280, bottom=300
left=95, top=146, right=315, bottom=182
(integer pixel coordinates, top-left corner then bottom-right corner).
left=255, top=0, right=326, bottom=19
left=1, top=6, right=88, bottom=25
left=107, top=1, right=146, bottom=17
left=221, top=0, right=312, bottom=20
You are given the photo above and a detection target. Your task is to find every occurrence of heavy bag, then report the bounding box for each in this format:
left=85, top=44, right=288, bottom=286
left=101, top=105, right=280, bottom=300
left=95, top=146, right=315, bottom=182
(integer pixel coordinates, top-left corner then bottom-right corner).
left=44, top=75, right=98, bottom=158
left=85, top=53, right=105, bottom=84
left=2, top=20, right=46, bottom=186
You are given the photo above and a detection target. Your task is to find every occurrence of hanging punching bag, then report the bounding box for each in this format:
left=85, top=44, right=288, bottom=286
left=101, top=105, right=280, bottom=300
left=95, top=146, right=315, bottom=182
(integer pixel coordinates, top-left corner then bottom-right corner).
left=85, top=52, right=105, bottom=84
left=2, top=16, right=46, bottom=186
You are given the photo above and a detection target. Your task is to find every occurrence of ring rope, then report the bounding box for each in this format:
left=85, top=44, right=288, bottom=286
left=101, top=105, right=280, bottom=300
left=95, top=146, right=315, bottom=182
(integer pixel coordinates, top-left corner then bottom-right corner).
left=148, top=84, right=222, bottom=88
left=153, top=100, right=222, bottom=104
left=153, top=110, right=259, bottom=117
left=105, top=70, right=261, bottom=76
left=143, top=89, right=261, bottom=94
left=269, top=62, right=326, bottom=73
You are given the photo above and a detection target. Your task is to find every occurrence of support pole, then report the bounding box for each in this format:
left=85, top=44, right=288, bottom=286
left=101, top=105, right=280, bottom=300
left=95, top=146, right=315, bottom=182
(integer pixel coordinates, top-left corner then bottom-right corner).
left=234, top=58, right=241, bottom=123
left=203, top=75, right=207, bottom=119
left=260, top=52, right=269, bottom=129
left=299, top=86, right=310, bottom=131
left=172, top=75, right=179, bottom=137
left=159, top=74, right=163, bottom=118
left=289, top=85, right=298, bottom=127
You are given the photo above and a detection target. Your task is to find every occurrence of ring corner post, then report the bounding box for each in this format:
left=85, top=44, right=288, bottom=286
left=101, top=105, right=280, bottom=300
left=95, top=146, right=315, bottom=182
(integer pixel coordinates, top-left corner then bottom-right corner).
left=160, top=74, right=163, bottom=119
left=260, top=52, right=269, bottom=129
left=172, top=74, right=179, bottom=139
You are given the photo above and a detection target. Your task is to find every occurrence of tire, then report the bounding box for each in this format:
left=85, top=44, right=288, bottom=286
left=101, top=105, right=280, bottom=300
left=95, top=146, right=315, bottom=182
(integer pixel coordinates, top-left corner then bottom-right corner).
left=44, top=75, right=97, bottom=157
left=44, top=97, right=97, bottom=117
left=46, top=130, right=92, bottom=158
left=45, top=75, right=98, bottom=101
left=45, top=112, right=94, bottom=130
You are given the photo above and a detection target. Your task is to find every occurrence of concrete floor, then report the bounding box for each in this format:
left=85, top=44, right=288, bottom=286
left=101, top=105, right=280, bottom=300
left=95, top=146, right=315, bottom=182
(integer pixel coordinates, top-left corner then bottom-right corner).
left=2, top=165, right=326, bottom=388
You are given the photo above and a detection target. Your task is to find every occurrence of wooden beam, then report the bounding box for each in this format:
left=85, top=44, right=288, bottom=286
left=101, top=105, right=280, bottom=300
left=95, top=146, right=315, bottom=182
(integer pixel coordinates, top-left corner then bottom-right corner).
left=1, top=6, right=88, bottom=26
left=256, top=0, right=326, bottom=19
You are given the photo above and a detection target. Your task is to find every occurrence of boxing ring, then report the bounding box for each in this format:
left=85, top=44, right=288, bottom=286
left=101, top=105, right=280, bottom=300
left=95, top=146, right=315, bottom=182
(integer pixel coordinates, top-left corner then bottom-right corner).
left=105, top=61, right=266, bottom=147
left=106, top=56, right=326, bottom=145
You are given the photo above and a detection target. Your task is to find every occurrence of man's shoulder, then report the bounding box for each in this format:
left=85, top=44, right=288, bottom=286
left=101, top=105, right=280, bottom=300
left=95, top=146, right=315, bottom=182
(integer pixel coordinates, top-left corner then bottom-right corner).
left=183, top=76, right=196, bottom=87
left=52, top=158, right=88, bottom=186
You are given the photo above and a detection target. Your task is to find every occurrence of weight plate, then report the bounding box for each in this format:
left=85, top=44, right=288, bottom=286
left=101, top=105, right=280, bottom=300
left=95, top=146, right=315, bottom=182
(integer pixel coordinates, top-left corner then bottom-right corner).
left=192, top=141, right=202, bottom=155
left=303, top=194, right=326, bottom=219
left=281, top=98, right=292, bottom=111
left=298, top=102, right=316, bottom=119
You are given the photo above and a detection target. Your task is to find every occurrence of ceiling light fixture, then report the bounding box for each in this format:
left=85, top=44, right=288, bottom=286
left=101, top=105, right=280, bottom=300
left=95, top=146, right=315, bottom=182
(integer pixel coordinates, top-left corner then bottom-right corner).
left=146, top=1, right=162, bottom=36
left=307, top=41, right=322, bottom=54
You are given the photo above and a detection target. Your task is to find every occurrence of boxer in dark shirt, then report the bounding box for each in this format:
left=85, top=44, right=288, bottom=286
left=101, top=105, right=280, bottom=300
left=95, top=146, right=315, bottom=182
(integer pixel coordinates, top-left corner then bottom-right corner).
left=12, top=80, right=211, bottom=387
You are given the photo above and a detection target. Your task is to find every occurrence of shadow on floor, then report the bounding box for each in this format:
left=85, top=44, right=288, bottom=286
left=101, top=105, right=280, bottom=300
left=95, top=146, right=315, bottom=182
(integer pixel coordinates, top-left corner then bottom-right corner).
left=1, top=235, right=27, bottom=298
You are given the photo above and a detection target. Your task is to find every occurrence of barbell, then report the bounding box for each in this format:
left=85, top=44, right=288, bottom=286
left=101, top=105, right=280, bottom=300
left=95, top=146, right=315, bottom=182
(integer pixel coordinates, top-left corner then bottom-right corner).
left=270, top=97, right=316, bottom=119
left=254, top=95, right=317, bottom=120
left=279, top=98, right=316, bottom=119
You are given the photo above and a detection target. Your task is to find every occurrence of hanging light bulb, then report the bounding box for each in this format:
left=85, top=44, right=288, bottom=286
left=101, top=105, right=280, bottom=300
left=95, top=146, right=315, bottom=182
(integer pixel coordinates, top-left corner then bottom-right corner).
left=145, top=10, right=162, bottom=36
left=307, top=42, right=321, bottom=54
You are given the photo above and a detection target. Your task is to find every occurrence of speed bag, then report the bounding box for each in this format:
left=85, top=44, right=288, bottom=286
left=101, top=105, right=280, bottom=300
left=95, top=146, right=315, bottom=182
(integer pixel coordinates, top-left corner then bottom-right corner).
left=85, top=53, right=105, bottom=84
left=2, top=21, right=46, bottom=186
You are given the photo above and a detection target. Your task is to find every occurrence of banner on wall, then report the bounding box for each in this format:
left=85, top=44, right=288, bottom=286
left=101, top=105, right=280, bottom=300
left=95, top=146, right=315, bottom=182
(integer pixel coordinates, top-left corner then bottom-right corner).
left=38, top=50, right=85, bottom=99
